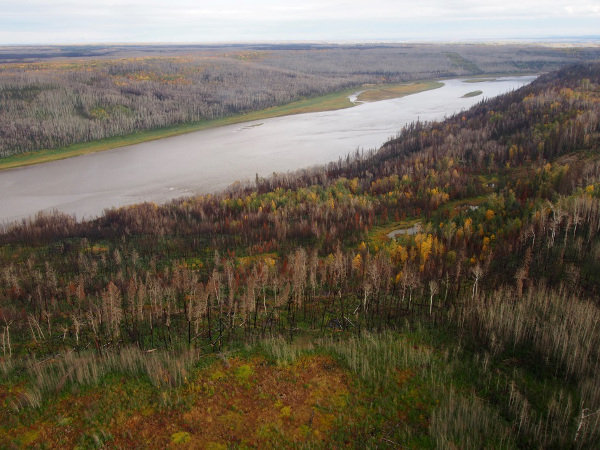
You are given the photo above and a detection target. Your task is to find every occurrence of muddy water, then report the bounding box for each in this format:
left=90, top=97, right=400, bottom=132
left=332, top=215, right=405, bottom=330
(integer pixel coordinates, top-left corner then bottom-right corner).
left=0, top=76, right=535, bottom=224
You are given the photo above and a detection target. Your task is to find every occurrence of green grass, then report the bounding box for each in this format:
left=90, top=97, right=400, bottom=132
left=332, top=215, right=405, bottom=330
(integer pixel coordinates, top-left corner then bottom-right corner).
left=366, top=195, right=488, bottom=249
left=462, top=90, right=483, bottom=98
left=368, top=218, right=421, bottom=249
left=2, top=303, right=597, bottom=448
left=0, top=88, right=359, bottom=171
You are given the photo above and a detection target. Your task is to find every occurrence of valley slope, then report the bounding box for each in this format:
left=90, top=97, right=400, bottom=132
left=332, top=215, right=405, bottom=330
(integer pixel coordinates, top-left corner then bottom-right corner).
left=2, top=43, right=600, bottom=165
left=1, top=62, right=600, bottom=448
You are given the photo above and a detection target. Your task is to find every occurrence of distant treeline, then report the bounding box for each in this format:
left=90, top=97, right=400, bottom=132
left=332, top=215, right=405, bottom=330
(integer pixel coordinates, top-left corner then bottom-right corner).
left=1, top=43, right=600, bottom=157
left=2, top=62, right=600, bottom=447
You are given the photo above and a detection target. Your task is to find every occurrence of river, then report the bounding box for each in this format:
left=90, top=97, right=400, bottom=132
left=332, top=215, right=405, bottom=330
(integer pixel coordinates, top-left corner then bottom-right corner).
left=0, top=76, right=535, bottom=224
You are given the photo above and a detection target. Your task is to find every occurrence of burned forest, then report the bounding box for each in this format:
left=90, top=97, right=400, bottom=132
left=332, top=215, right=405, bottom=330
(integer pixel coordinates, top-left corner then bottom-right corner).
left=1, top=56, right=600, bottom=448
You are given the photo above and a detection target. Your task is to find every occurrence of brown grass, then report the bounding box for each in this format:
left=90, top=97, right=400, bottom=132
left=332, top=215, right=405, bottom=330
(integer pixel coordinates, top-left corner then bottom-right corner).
left=114, top=355, right=349, bottom=448
left=3, top=354, right=352, bottom=448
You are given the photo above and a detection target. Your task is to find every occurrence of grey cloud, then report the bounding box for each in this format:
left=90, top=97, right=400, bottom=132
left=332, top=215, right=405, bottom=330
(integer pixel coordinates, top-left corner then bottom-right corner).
left=0, top=0, right=598, bottom=43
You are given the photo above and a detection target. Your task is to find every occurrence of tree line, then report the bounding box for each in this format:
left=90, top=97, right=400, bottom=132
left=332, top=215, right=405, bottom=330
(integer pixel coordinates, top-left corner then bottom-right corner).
left=1, top=63, right=599, bottom=351
left=2, top=44, right=600, bottom=157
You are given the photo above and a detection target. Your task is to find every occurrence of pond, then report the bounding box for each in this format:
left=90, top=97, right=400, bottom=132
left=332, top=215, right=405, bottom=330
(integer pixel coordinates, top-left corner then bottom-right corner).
left=387, top=223, right=422, bottom=238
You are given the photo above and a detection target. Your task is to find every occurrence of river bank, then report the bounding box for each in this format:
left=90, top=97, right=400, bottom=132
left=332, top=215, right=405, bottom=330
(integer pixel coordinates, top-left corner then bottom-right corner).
left=0, top=81, right=442, bottom=171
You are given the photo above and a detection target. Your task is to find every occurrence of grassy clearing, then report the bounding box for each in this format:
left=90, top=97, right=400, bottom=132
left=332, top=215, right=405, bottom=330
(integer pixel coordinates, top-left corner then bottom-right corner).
left=367, top=195, right=487, bottom=249
left=0, top=330, right=450, bottom=447
left=357, top=81, right=443, bottom=102
left=2, top=308, right=597, bottom=448
left=368, top=218, right=421, bottom=249
left=462, top=90, right=483, bottom=98
left=0, top=346, right=354, bottom=448
left=446, top=195, right=487, bottom=208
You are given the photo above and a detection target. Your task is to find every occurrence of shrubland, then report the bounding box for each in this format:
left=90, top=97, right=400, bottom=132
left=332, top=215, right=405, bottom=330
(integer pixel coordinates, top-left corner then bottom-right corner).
left=1, top=62, right=600, bottom=447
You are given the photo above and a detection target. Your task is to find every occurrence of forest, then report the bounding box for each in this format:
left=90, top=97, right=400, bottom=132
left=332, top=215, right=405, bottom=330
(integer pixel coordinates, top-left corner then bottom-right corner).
left=2, top=42, right=600, bottom=157
left=0, top=61, right=600, bottom=447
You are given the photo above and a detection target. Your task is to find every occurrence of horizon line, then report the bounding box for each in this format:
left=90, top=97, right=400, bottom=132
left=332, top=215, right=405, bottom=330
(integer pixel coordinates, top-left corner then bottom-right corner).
left=2, top=36, right=600, bottom=47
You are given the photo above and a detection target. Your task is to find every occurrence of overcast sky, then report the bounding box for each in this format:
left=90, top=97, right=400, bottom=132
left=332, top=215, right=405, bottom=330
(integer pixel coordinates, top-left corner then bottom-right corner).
left=1, top=0, right=599, bottom=44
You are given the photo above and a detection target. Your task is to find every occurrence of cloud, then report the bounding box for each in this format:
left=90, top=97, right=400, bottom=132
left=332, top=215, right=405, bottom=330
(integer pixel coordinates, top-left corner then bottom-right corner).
left=1, top=0, right=598, bottom=44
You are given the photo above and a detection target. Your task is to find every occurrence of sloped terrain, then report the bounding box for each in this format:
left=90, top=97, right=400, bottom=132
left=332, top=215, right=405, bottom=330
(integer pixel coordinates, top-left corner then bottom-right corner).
left=1, top=62, right=600, bottom=448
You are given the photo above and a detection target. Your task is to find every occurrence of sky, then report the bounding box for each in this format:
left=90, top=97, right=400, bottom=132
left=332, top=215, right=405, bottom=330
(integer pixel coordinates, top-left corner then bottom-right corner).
left=1, top=0, right=599, bottom=45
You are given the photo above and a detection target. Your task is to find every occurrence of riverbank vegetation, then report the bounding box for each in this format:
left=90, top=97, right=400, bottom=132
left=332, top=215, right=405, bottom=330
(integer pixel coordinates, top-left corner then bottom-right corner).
left=1, top=62, right=600, bottom=447
left=1, top=42, right=599, bottom=164
left=356, top=81, right=443, bottom=102
left=461, top=90, right=483, bottom=98
left=0, top=81, right=440, bottom=171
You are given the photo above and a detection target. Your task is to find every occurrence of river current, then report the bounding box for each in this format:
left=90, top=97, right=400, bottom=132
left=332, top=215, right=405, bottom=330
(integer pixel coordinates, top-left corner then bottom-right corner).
left=0, top=76, right=535, bottom=224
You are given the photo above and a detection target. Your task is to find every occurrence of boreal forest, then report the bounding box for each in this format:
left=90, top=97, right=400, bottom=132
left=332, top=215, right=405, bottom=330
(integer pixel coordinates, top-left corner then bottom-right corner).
left=2, top=43, right=600, bottom=158
left=1, top=53, right=600, bottom=447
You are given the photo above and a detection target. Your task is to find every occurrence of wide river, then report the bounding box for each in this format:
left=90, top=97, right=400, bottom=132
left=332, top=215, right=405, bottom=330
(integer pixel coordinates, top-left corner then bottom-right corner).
left=0, top=76, right=535, bottom=224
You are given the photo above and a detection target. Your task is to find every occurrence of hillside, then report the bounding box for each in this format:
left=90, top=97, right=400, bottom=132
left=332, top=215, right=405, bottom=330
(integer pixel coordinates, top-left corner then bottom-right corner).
left=1, top=62, right=600, bottom=448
